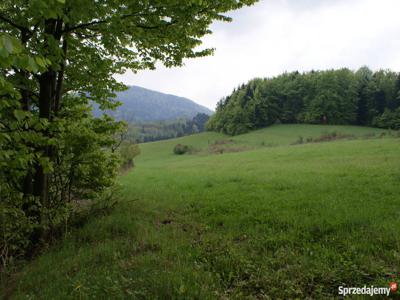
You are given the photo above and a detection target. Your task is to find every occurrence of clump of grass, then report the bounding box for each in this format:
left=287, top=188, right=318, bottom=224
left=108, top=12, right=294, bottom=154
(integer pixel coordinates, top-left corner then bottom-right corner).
left=293, top=132, right=355, bottom=145
left=213, top=139, right=234, bottom=145
left=208, top=139, right=250, bottom=154
left=313, top=132, right=354, bottom=142
left=292, top=136, right=304, bottom=145
left=306, top=137, right=314, bottom=143
left=362, top=132, right=376, bottom=139
left=173, top=144, right=192, bottom=155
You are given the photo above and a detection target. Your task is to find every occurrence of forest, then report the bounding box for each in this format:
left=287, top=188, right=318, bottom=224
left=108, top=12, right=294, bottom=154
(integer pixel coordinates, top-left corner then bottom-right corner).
left=207, top=67, right=400, bottom=135
left=126, top=113, right=210, bottom=143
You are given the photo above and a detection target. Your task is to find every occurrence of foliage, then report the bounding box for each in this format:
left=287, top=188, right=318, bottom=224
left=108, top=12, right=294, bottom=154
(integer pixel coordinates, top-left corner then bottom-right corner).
left=373, top=108, right=400, bottom=129
left=207, top=68, right=400, bottom=135
left=0, top=0, right=256, bottom=266
left=118, top=141, right=141, bottom=170
left=1, top=33, right=52, bottom=266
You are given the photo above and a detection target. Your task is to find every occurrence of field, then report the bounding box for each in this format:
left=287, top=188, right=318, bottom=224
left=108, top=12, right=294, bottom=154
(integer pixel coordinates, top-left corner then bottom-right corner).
left=4, top=125, right=400, bottom=299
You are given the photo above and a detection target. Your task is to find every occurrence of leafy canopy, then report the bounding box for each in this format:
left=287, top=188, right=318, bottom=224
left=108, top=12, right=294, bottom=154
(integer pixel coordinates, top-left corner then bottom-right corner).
left=0, top=0, right=257, bottom=265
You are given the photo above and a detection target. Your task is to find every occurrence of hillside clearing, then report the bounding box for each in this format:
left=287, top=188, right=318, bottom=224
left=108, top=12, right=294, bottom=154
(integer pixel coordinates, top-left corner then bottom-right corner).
left=4, top=125, right=400, bottom=299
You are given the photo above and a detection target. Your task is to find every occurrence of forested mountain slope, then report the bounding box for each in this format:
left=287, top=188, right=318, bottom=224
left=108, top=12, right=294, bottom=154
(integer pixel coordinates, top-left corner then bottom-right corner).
left=207, top=68, right=400, bottom=135
left=94, top=85, right=213, bottom=122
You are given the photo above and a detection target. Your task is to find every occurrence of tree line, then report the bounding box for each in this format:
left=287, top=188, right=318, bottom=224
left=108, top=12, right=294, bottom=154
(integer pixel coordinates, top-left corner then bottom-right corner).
left=207, top=67, right=400, bottom=135
left=126, top=113, right=210, bottom=143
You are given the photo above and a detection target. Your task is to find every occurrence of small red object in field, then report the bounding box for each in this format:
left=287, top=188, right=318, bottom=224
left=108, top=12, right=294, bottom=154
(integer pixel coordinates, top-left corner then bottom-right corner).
left=389, top=282, right=398, bottom=293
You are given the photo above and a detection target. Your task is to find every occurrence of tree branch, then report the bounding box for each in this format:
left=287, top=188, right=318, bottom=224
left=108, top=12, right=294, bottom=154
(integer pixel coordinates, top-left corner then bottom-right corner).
left=0, top=14, right=31, bottom=33
left=63, top=11, right=178, bottom=33
left=54, top=36, right=68, bottom=115
left=63, top=19, right=107, bottom=33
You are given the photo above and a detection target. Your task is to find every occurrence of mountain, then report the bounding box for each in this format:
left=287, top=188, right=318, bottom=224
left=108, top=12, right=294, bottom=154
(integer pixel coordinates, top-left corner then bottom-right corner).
left=94, top=85, right=213, bottom=122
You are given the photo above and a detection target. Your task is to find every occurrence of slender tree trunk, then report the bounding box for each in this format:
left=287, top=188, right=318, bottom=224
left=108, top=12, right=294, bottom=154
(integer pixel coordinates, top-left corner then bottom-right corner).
left=33, top=70, right=56, bottom=206
left=19, top=30, right=34, bottom=199
left=33, top=19, right=58, bottom=227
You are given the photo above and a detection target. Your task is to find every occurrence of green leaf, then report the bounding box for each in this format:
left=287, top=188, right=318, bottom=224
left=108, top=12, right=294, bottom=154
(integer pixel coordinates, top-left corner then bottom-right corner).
left=28, top=57, right=39, bottom=73
left=13, top=110, right=25, bottom=122
left=35, top=56, right=46, bottom=68
left=0, top=47, right=9, bottom=59
left=3, top=35, right=14, bottom=53
left=11, top=37, right=23, bottom=54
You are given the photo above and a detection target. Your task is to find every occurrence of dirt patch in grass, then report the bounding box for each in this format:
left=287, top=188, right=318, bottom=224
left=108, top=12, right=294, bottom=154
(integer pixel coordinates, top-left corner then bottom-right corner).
left=208, top=139, right=251, bottom=154
left=132, top=242, right=161, bottom=256
left=292, top=132, right=355, bottom=145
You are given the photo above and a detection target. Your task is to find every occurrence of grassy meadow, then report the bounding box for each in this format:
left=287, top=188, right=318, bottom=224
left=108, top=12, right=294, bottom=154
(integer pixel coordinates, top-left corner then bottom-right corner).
left=3, top=125, right=400, bottom=299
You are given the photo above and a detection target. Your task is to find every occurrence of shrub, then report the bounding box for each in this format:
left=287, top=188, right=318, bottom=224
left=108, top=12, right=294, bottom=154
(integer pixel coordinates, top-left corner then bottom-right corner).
left=173, top=144, right=191, bottom=155
left=119, top=141, right=141, bottom=170
left=0, top=97, right=124, bottom=268
left=373, top=109, right=400, bottom=130
left=1, top=196, right=37, bottom=268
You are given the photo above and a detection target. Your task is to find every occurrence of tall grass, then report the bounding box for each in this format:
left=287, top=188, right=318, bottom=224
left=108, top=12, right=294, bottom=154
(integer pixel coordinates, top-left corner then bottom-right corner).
left=3, top=125, right=400, bottom=299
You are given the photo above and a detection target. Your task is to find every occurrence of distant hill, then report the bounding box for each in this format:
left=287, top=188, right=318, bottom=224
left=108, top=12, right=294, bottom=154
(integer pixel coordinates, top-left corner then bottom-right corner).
left=94, top=85, right=213, bottom=122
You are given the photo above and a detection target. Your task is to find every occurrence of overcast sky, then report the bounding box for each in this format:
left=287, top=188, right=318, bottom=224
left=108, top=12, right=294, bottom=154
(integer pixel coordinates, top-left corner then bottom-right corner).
left=115, top=0, right=400, bottom=110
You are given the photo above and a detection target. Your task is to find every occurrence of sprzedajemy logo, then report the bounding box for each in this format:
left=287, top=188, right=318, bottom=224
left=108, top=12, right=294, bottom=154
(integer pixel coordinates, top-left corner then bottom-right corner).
left=338, top=285, right=391, bottom=297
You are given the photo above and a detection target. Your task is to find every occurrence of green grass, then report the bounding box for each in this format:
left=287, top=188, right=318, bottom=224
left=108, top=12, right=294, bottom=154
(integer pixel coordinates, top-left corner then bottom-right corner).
left=4, top=125, right=400, bottom=299
left=138, top=124, right=387, bottom=161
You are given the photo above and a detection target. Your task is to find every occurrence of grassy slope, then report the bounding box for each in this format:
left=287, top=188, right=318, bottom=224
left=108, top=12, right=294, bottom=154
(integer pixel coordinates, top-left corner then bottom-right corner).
left=138, top=124, right=387, bottom=161
left=5, top=125, right=400, bottom=299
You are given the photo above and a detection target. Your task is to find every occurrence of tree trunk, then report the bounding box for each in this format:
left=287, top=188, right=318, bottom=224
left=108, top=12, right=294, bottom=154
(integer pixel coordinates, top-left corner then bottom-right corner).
left=33, top=71, right=56, bottom=207
left=19, top=30, right=34, bottom=202
left=32, top=19, right=66, bottom=240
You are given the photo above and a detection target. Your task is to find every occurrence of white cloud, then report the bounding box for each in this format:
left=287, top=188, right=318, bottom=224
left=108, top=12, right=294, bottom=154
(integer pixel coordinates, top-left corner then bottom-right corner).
left=115, top=0, right=400, bottom=110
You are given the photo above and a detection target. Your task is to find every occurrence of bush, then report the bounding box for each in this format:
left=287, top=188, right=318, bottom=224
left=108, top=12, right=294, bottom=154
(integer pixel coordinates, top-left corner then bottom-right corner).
left=0, top=96, right=124, bottom=269
left=119, top=141, right=140, bottom=170
left=1, top=196, right=37, bottom=268
left=173, top=144, right=191, bottom=155
left=373, top=108, right=400, bottom=130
